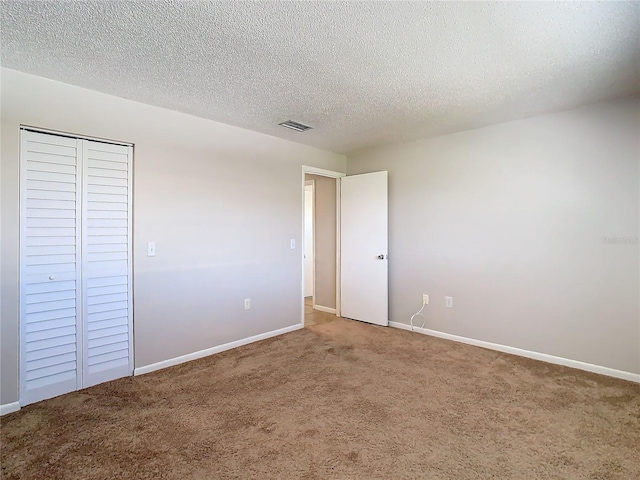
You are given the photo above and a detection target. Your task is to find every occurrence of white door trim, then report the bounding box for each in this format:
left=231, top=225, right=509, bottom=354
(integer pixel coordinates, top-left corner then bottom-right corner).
left=20, top=125, right=133, bottom=147
left=301, top=166, right=345, bottom=325
left=303, top=166, right=346, bottom=178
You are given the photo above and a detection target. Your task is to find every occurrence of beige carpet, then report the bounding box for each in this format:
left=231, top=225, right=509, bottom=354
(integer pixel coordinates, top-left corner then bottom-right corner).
left=2, top=318, right=639, bottom=479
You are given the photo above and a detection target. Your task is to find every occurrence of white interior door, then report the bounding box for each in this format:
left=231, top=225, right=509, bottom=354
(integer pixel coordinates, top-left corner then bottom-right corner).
left=340, top=171, right=388, bottom=326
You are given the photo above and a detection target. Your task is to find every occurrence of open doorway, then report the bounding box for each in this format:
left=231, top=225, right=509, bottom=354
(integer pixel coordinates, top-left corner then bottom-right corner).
left=301, top=166, right=389, bottom=328
left=304, top=180, right=315, bottom=305
left=302, top=166, right=344, bottom=326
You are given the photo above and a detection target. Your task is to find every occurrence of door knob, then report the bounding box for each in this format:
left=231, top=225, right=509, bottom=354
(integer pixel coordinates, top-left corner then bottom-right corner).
left=48, top=275, right=55, bottom=280
left=377, top=254, right=387, bottom=260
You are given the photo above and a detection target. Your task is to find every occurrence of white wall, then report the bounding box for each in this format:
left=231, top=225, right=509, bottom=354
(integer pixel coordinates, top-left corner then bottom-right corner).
left=348, top=97, right=640, bottom=375
left=0, top=68, right=346, bottom=405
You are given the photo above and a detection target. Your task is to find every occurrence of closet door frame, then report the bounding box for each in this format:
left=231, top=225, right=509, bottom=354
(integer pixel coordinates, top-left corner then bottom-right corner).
left=18, top=126, right=134, bottom=406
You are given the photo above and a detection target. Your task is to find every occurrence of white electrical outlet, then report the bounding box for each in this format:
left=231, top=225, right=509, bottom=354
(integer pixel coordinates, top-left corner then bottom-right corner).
left=244, top=298, right=251, bottom=310
left=423, top=294, right=429, bottom=304
left=445, top=296, right=453, bottom=308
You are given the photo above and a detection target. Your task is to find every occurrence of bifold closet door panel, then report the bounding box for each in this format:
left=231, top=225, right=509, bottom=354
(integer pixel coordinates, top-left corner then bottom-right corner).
left=81, top=140, right=133, bottom=388
left=20, top=130, right=83, bottom=405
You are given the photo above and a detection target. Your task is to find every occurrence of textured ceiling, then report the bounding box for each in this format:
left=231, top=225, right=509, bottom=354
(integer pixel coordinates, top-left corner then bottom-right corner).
left=1, top=1, right=639, bottom=154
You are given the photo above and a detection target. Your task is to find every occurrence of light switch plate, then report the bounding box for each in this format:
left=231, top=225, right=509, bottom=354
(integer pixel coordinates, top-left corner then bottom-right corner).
left=290, top=239, right=296, bottom=249
left=147, top=242, right=156, bottom=257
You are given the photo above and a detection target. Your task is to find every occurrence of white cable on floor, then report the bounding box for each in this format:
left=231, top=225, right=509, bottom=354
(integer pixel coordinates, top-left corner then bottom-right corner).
left=410, top=302, right=427, bottom=331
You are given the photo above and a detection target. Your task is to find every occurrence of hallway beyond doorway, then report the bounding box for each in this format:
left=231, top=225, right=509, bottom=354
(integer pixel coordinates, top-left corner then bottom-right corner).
left=304, top=297, right=338, bottom=327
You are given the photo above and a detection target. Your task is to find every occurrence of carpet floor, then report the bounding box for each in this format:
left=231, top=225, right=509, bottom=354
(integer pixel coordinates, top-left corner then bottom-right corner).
left=2, top=318, right=639, bottom=479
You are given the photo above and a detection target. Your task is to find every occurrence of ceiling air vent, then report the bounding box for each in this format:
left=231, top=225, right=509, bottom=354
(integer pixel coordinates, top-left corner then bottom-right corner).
left=278, top=120, right=313, bottom=132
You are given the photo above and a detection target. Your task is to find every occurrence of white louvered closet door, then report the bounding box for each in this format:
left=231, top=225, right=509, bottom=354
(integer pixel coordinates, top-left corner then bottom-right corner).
left=20, top=129, right=133, bottom=405
left=81, top=140, right=133, bottom=388
left=20, top=131, right=83, bottom=405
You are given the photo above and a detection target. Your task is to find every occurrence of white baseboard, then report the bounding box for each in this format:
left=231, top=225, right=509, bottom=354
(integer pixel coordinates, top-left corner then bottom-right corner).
left=313, top=305, right=337, bottom=314
left=0, top=401, right=21, bottom=416
left=389, top=322, right=640, bottom=383
left=134, top=324, right=303, bottom=376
